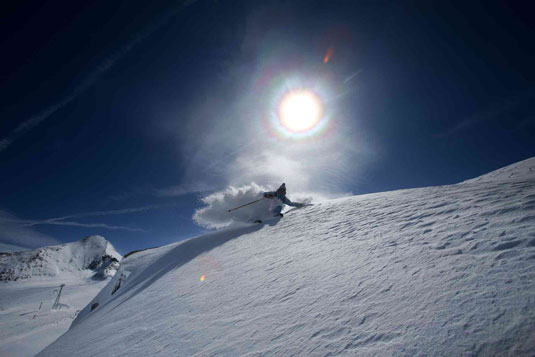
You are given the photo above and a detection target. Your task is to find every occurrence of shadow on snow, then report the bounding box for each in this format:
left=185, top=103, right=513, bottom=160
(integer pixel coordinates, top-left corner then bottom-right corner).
left=110, top=221, right=278, bottom=310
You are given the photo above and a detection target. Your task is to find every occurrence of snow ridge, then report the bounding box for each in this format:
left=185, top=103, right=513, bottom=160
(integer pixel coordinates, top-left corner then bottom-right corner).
left=0, top=235, right=121, bottom=282
left=463, top=156, right=535, bottom=183
left=41, top=158, right=535, bottom=356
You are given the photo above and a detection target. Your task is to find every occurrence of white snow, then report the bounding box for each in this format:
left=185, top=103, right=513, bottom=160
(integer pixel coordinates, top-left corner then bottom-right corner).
left=39, top=158, right=535, bottom=356
left=0, top=279, right=109, bottom=356
left=463, top=156, right=535, bottom=184
left=0, top=235, right=121, bottom=282
left=0, top=236, right=122, bottom=356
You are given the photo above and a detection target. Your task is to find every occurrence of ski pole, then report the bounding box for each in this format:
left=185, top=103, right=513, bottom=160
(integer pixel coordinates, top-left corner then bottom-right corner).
left=227, top=197, right=265, bottom=213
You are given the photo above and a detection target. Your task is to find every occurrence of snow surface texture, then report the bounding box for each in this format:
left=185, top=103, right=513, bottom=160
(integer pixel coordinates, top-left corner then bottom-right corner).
left=41, top=158, right=535, bottom=356
left=464, top=156, right=535, bottom=184
left=0, top=236, right=122, bottom=356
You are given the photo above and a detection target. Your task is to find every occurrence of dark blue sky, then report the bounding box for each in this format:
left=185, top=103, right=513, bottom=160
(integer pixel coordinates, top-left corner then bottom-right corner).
left=1, top=0, right=533, bottom=254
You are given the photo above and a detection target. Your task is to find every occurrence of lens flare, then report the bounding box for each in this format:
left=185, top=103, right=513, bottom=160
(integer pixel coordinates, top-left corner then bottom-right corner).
left=278, top=90, right=323, bottom=133
left=200, top=275, right=205, bottom=282
left=323, top=47, right=334, bottom=63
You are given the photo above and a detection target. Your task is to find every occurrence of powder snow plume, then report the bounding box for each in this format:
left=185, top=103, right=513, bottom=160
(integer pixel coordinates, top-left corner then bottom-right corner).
left=193, top=183, right=331, bottom=229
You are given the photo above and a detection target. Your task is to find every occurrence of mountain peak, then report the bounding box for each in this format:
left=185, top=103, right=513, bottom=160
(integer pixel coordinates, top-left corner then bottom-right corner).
left=0, top=236, right=122, bottom=282
left=82, top=235, right=106, bottom=243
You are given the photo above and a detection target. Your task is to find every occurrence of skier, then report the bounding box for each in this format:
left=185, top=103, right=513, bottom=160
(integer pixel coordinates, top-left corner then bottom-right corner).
left=262, top=183, right=304, bottom=218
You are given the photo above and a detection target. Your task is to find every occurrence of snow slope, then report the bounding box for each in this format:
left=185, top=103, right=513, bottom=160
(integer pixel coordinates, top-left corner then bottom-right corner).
left=0, top=236, right=122, bottom=356
left=41, top=159, right=535, bottom=356
left=464, top=156, right=535, bottom=184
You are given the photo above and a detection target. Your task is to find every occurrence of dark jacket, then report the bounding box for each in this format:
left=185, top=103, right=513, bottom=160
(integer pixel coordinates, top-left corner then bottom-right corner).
left=262, top=191, right=297, bottom=207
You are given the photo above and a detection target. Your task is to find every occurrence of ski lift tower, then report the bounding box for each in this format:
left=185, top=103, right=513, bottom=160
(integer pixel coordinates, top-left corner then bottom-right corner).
left=52, top=284, right=65, bottom=310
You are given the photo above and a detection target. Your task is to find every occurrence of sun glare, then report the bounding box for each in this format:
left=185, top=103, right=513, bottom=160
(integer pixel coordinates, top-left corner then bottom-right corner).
left=279, top=90, right=323, bottom=133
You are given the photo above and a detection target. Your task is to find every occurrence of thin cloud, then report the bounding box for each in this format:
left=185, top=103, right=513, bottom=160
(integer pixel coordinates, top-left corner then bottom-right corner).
left=0, top=242, right=29, bottom=252
left=439, top=90, right=535, bottom=138
left=2, top=204, right=182, bottom=234
left=154, top=182, right=216, bottom=197
left=0, top=0, right=197, bottom=153
left=0, top=210, right=60, bottom=250
left=0, top=139, right=12, bottom=151
left=42, top=204, right=168, bottom=221
left=439, top=118, right=480, bottom=138
left=6, top=204, right=176, bottom=232
left=26, top=220, right=146, bottom=232
left=343, top=69, right=362, bottom=84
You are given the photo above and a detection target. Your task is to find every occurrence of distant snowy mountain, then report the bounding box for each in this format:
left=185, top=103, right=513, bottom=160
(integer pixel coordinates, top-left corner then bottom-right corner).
left=0, top=236, right=122, bottom=356
left=0, top=235, right=121, bottom=282
left=41, top=158, right=535, bottom=356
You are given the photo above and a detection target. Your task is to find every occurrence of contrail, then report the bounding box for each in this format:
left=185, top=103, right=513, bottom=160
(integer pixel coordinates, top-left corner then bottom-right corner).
left=39, top=204, right=173, bottom=222
left=343, top=69, right=362, bottom=84
left=4, top=204, right=178, bottom=232
left=29, top=220, right=146, bottom=232
left=0, top=0, right=197, bottom=153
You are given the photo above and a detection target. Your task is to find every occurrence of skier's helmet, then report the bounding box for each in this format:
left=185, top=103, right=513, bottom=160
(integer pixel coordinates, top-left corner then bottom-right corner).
left=277, top=183, right=286, bottom=195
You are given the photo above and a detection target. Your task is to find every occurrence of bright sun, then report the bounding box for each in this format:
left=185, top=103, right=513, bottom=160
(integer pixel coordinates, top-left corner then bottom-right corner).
left=279, top=90, right=323, bottom=133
